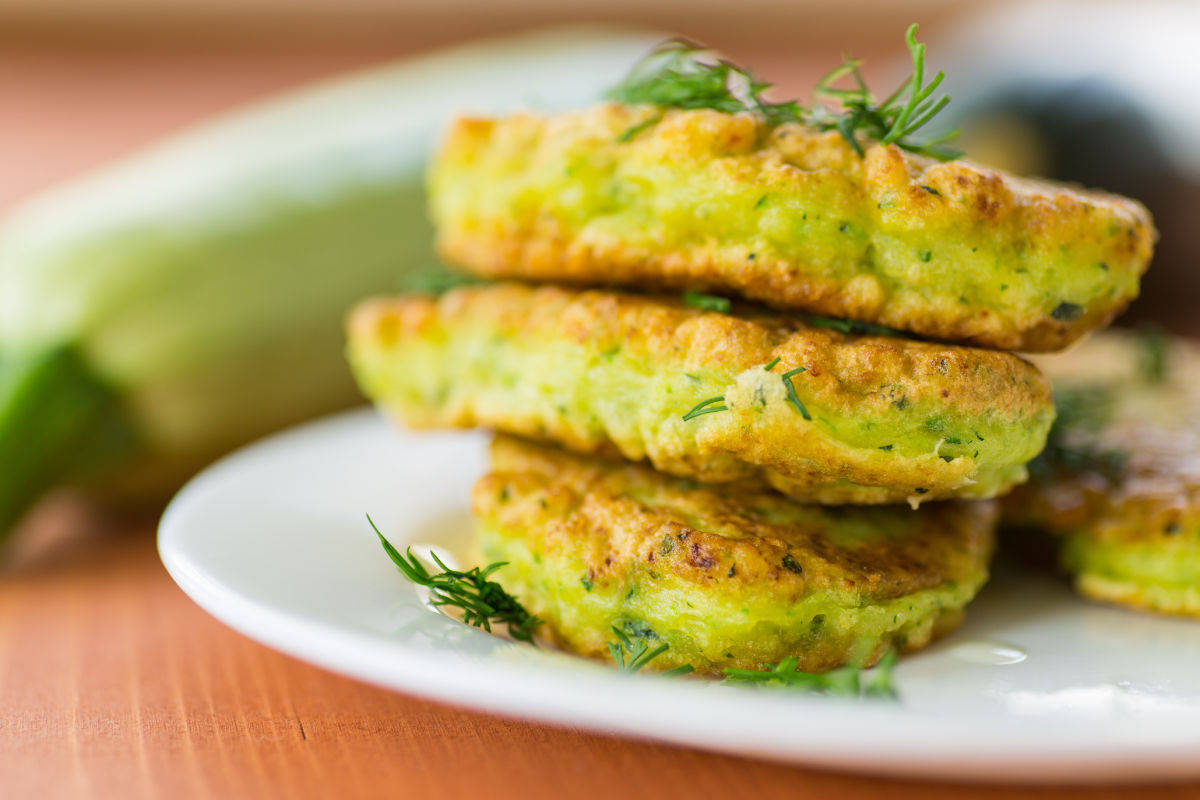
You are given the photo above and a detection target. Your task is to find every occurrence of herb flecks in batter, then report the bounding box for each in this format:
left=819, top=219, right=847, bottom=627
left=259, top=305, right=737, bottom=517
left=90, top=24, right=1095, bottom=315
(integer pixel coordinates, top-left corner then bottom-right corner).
left=608, top=626, right=694, bottom=676
left=682, top=395, right=728, bottom=421
left=782, top=367, right=812, bottom=420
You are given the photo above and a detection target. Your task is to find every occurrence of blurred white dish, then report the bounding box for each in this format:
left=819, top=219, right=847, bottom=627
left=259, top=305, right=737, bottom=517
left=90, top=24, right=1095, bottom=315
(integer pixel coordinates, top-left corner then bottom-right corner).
left=159, top=409, right=1200, bottom=783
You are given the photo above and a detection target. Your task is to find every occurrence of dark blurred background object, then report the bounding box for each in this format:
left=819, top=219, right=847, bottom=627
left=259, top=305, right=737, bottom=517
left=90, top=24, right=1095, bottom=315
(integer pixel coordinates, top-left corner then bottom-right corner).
left=937, top=0, right=1200, bottom=336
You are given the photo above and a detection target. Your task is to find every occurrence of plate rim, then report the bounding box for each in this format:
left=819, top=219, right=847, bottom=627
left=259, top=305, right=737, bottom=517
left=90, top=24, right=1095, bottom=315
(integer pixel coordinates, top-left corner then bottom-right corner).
left=158, top=409, right=1200, bottom=784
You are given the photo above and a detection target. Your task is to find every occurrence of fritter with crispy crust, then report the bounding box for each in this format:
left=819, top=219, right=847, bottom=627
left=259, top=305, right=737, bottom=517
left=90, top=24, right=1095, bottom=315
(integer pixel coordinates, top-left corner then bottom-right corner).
left=472, top=436, right=996, bottom=675
left=1005, top=331, right=1200, bottom=616
left=348, top=284, right=1054, bottom=505
left=429, top=105, right=1155, bottom=351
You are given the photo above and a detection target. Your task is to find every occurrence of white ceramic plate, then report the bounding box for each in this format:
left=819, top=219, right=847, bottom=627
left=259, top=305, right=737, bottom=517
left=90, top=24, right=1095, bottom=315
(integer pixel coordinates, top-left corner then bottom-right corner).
left=159, top=409, right=1200, bottom=783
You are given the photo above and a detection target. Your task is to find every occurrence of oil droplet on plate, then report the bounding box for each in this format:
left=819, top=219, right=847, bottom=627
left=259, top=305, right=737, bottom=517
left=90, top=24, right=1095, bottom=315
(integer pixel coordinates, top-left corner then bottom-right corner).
left=948, top=640, right=1028, bottom=665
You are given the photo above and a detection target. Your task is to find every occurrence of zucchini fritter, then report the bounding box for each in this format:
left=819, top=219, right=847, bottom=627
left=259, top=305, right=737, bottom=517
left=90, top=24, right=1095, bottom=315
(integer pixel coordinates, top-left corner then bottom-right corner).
left=430, top=105, right=1155, bottom=351
left=473, top=436, right=996, bottom=675
left=1004, top=331, right=1200, bottom=616
left=348, top=284, right=1054, bottom=505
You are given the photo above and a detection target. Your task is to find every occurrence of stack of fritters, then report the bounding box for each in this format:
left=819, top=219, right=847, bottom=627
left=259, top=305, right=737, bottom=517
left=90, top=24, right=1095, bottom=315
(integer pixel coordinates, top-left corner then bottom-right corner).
left=348, top=102, right=1155, bottom=673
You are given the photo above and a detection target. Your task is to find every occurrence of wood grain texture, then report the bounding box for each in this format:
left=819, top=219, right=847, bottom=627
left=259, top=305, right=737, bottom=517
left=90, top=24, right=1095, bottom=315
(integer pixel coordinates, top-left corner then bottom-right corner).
left=2, top=38, right=1200, bottom=800
left=1, top=500, right=1198, bottom=800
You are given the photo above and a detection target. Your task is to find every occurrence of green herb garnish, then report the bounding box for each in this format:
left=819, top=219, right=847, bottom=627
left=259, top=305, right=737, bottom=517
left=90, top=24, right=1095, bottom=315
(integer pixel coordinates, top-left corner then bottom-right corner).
left=607, top=26, right=958, bottom=161
left=370, top=515, right=543, bottom=644
left=1138, top=325, right=1170, bottom=384
left=1050, top=302, right=1084, bottom=322
left=1053, top=384, right=1116, bottom=433
left=802, top=314, right=904, bottom=337
left=608, top=626, right=694, bottom=676
left=684, top=367, right=812, bottom=421
left=400, top=264, right=480, bottom=296
left=723, top=650, right=897, bottom=698
left=1029, top=385, right=1127, bottom=483
left=606, top=39, right=803, bottom=127
left=781, top=367, right=811, bottom=420
left=682, top=395, right=727, bottom=421
left=811, top=24, right=959, bottom=159
left=616, top=113, right=662, bottom=143
left=683, top=290, right=732, bottom=313
left=764, top=356, right=781, bottom=371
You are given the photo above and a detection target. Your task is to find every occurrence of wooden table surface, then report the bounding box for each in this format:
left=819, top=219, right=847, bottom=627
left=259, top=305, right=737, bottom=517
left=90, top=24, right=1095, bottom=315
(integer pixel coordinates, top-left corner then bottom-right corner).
left=6, top=504, right=1198, bottom=800
left=3, top=38, right=1199, bottom=800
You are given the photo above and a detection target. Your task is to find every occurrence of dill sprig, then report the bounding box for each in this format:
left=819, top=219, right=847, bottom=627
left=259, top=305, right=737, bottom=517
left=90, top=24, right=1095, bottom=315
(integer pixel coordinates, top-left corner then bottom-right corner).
left=616, top=113, right=662, bottom=143
left=723, top=650, right=898, bottom=698
left=781, top=367, right=811, bottom=420
left=682, top=290, right=732, bottom=313
left=606, top=39, right=803, bottom=127
left=608, top=626, right=694, bottom=676
left=811, top=24, right=959, bottom=160
left=682, top=364, right=812, bottom=421
left=682, top=395, right=727, bottom=421
left=606, top=26, right=958, bottom=161
left=370, top=515, right=543, bottom=644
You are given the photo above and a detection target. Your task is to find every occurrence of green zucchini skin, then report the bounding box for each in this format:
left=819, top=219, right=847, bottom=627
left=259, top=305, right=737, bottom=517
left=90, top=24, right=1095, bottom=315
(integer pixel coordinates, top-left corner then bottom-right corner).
left=0, top=28, right=657, bottom=524
left=0, top=347, right=133, bottom=533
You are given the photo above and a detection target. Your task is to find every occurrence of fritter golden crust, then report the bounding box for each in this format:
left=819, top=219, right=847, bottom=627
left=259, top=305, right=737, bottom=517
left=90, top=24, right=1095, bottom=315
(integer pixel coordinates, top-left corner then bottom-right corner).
left=1004, top=331, right=1200, bottom=616
left=473, top=436, right=996, bottom=675
left=348, top=284, right=1054, bottom=505
left=429, top=105, right=1155, bottom=351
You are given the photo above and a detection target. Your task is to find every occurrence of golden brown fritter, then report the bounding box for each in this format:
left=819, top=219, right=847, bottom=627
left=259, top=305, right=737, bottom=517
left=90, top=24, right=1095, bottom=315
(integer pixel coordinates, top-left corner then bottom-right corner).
left=1004, top=331, right=1200, bottom=616
left=473, top=436, right=996, bottom=675
left=348, top=284, right=1054, bottom=505
left=429, top=104, right=1155, bottom=351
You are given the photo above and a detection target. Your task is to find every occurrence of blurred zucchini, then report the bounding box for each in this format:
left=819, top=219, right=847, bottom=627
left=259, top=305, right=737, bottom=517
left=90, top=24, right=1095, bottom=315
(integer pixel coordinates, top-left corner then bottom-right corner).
left=0, top=27, right=657, bottom=535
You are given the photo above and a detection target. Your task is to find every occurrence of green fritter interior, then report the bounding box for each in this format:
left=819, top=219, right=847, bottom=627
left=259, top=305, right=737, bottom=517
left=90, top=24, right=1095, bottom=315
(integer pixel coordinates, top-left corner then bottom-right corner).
left=348, top=284, right=1054, bottom=505
left=472, top=436, right=996, bottom=674
left=1063, top=530, right=1200, bottom=617
left=429, top=105, right=1155, bottom=351
left=1004, top=331, right=1200, bottom=617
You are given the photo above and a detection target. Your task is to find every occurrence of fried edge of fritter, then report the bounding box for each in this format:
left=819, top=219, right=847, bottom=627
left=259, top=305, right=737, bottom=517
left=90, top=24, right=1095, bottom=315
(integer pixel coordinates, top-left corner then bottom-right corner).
left=1004, top=331, right=1200, bottom=617
left=471, top=435, right=996, bottom=674
left=430, top=104, right=1155, bottom=352
left=348, top=284, right=1054, bottom=505
left=1064, top=532, right=1200, bottom=618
